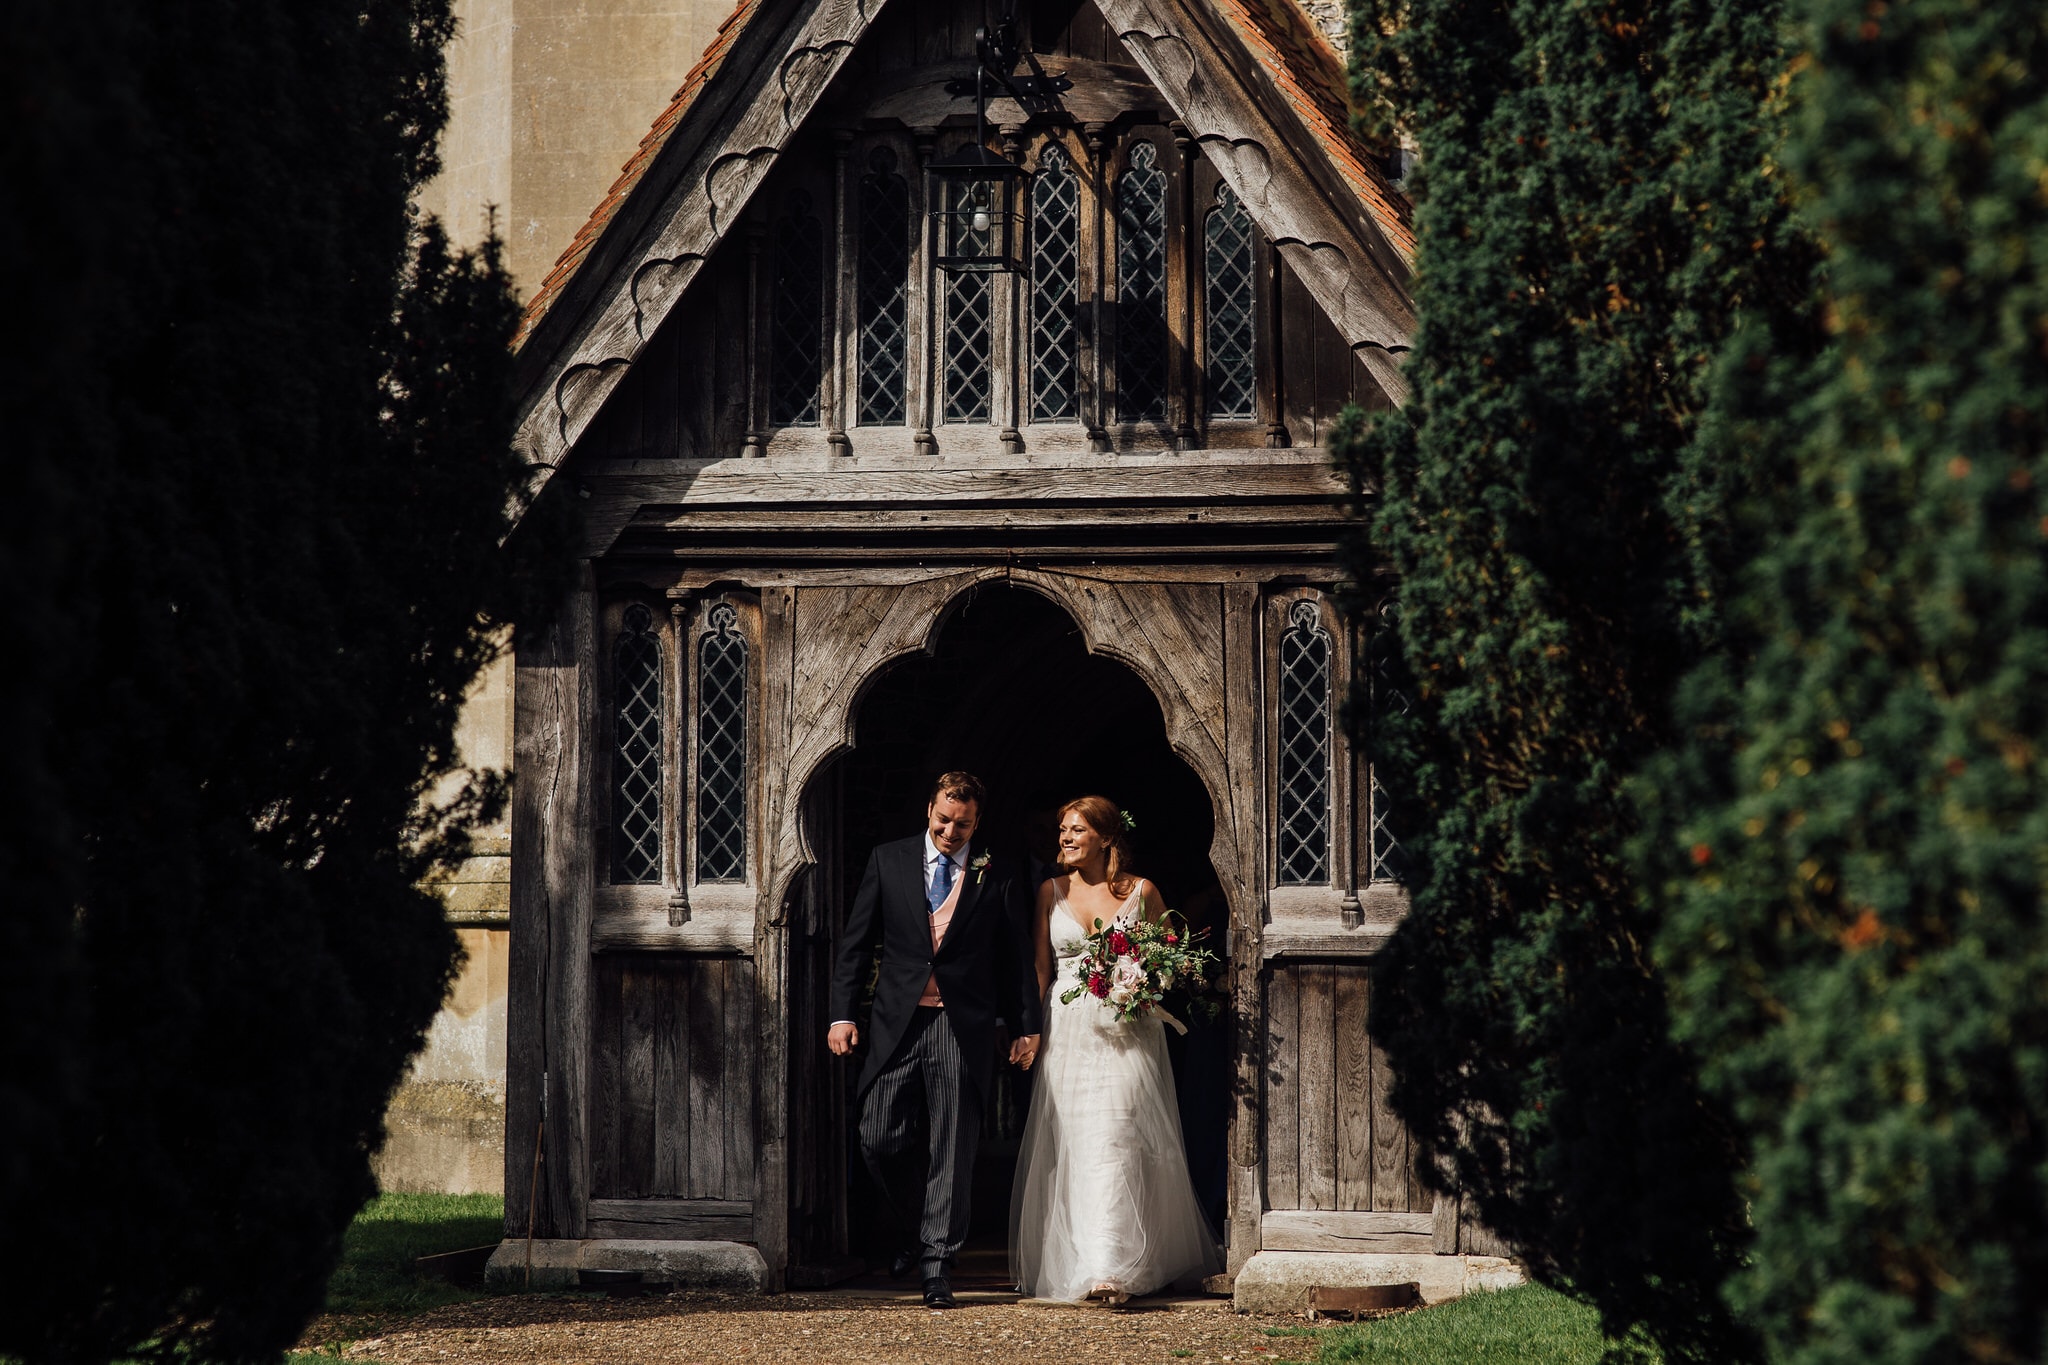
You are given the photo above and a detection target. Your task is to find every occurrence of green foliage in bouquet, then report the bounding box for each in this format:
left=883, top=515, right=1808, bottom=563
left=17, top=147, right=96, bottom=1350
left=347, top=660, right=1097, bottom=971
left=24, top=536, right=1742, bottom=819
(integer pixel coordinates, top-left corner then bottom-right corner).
left=1335, top=0, right=1815, bottom=1356
left=1634, top=1, right=2048, bottom=1358
left=1060, top=917, right=1223, bottom=1030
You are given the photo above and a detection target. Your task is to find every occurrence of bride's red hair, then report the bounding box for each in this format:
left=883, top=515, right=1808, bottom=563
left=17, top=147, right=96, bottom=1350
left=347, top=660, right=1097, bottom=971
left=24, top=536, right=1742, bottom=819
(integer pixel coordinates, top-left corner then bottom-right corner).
left=1057, top=794, right=1137, bottom=899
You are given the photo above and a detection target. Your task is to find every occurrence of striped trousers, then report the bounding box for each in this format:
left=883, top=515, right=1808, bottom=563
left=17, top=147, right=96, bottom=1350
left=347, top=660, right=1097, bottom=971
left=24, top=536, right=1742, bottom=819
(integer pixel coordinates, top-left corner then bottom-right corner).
left=858, top=1006, right=980, bottom=1278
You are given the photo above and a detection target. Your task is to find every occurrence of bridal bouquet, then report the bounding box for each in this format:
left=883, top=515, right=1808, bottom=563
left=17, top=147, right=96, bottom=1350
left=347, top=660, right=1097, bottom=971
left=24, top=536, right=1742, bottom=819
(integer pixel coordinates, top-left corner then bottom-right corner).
left=1060, top=915, right=1223, bottom=1033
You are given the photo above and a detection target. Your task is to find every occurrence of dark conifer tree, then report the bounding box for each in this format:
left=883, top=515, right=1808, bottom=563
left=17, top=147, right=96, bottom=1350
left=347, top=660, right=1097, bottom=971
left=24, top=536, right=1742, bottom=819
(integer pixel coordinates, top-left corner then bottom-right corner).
left=0, top=4, right=564, bottom=1361
left=1641, top=1, right=2048, bottom=1357
left=1335, top=1, right=1812, bottom=1355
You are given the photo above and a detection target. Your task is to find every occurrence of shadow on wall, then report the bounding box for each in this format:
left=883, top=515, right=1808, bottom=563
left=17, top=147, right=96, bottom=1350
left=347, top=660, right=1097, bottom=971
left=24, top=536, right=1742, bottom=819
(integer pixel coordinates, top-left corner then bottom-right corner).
left=375, top=927, right=510, bottom=1195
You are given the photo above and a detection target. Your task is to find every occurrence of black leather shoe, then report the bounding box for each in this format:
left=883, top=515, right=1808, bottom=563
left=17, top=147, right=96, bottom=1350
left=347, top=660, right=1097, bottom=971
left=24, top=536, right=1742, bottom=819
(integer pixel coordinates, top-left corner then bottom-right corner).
left=888, top=1248, right=917, bottom=1279
left=921, top=1274, right=957, bottom=1309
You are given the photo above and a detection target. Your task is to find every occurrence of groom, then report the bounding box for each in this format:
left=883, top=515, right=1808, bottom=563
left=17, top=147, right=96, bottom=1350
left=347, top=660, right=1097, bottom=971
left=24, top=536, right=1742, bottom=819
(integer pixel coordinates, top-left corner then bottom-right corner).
left=828, top=771, right=1041, bottom=1308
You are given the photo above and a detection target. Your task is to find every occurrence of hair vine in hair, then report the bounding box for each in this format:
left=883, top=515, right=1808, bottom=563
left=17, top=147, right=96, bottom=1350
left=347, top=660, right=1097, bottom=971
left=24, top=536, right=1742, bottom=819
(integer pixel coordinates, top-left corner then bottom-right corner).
left=1120, top=809, right=1137, bottom=832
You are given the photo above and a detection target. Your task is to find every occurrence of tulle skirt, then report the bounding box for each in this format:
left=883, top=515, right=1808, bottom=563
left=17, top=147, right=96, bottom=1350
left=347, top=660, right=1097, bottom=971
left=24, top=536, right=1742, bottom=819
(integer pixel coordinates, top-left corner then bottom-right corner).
left=1009, top=982, right=1224, bottom=1300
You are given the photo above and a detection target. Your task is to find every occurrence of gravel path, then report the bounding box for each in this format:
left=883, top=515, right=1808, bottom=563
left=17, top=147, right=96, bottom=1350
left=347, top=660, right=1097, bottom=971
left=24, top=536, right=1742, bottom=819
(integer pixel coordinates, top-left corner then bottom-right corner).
left=307, top=1290, right=1322, bottom=1365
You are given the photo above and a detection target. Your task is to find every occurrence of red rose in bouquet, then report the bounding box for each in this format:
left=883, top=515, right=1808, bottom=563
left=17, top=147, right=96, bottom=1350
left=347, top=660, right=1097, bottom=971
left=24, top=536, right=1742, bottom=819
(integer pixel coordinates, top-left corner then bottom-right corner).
left=1060, top=911, right=1224, bottom=1031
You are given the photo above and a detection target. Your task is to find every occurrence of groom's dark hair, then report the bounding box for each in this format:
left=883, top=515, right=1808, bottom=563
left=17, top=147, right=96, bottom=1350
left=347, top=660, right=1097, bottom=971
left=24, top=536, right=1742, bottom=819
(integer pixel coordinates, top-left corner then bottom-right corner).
left=929, top=770, right=987, bottom=808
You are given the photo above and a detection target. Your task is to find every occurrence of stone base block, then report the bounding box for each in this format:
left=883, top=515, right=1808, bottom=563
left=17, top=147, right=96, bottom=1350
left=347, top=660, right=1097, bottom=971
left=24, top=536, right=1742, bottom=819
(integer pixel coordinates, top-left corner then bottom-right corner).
left=484, top=1239, right=768, bottom=1293
left=1231, top=1251, right=1523, bottom=1315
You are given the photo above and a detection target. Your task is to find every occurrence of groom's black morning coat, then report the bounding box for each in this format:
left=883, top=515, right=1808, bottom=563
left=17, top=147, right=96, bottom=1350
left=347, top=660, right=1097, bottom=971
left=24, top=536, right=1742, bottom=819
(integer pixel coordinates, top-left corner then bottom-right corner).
left=830, top=834, right=1041, bottom=1104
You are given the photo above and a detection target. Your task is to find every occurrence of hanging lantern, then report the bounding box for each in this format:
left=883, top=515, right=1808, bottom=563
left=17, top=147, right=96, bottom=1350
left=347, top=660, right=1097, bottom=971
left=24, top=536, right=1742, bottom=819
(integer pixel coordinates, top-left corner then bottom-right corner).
left=928, top=143, right=1026, bottom=274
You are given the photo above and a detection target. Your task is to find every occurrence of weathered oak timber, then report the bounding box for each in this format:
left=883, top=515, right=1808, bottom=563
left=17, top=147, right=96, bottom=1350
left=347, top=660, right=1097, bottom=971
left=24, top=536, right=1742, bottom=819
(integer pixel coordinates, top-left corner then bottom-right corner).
left=1297, top=963, right=1338, bottom=1211
left=1261, top=1210, right=1435, bottom=1255
left=1220, top=580, right=1265, bottom=1274
left=1334, top=968, right=1373, bottom=1211
left=586, top=1198, right=756, bottom=1241
left=508, top=566, right=597, bottom=1239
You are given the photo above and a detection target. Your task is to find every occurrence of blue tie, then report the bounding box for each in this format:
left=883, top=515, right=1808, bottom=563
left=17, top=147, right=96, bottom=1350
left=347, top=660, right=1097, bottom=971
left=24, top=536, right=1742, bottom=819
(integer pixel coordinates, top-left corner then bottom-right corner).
left=929, top=851, right=955, bottom=915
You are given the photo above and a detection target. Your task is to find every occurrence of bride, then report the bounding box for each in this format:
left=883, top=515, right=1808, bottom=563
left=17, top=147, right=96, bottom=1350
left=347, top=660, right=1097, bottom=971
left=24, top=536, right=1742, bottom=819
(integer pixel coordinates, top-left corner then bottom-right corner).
left=1009, top=795, right=1223, bottom=1303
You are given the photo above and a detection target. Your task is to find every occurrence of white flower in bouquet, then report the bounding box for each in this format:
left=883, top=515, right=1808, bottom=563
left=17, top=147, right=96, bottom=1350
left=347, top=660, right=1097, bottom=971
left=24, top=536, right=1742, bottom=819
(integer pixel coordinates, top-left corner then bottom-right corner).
left=1108, top=957, right=1146, bottom=1006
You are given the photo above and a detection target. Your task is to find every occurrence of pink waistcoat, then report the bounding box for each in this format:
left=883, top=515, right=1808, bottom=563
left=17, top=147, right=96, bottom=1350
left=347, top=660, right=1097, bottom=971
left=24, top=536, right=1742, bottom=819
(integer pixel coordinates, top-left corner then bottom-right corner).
left=917, top=863, right=965, bottom=1007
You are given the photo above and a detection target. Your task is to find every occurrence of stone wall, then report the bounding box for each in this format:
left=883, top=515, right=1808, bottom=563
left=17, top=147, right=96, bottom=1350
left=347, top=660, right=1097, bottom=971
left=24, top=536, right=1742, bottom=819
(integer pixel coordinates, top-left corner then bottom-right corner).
left=377, top=652, right=516, bottom=1195
left=418, top=0, right=737, bottom=295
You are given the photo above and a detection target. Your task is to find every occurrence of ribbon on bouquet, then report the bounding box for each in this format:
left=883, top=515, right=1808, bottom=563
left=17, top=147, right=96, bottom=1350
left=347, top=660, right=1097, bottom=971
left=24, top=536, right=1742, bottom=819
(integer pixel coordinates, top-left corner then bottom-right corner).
left=1154, top=1004, right=1189, bottom=1036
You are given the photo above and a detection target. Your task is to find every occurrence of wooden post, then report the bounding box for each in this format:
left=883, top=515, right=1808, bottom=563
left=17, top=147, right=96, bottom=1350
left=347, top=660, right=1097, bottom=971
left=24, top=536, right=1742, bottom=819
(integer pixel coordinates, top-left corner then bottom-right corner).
left=996, top=124, right=1025, bottom=455
left=752, top=585, right=798, bottom=1290
left=1222, top=581, right=1265, bottom=1273
left=1172, top=122, right=1199, bottom=452
left=910, top=130, right=938, bottom=455
left=1084, top=123, right=1112, bottom=453
left=828, top=132, right=854, bottom=455
left=509, top=563, right=598, bottom=1239
left=1265, top=240, right=1291, bottom=448
left=742, top=222, right=766, bottom=458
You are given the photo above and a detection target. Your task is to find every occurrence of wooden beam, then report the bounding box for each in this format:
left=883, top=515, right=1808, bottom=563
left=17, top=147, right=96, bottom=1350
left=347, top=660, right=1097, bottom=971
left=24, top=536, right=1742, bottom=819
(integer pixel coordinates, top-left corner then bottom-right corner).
left=586, top=1198, right=755, bottom=1242
left=1260, top=1210, right=1435, bottom=1256
left=509, top=565, right=598, bottom=1238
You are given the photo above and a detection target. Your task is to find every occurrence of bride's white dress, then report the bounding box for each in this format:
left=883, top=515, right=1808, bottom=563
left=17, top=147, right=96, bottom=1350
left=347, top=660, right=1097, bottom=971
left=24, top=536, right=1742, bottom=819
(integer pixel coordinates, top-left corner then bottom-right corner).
left=1009, top=882, right=1223, bottom=1300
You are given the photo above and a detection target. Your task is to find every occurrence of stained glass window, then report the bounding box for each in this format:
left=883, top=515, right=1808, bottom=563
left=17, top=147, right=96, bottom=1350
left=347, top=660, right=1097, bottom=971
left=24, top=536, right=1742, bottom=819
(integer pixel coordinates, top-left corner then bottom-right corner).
left=696, top=604, right=748, bottom=882
left=1204, top=183, right=1257, bottom=419
left=857, top=149, right=909, bottom=425
left=1116, top=142, right=1170, bottom=423
left=611, top=604, right=663, bottom=884
left=943, top=269, right=993, bottom=422
left=1277, top=599, right=1331, bottom=885
left=769, top=195, right=825, bottom=426
left=1030, top=147, right=1080, bottom=421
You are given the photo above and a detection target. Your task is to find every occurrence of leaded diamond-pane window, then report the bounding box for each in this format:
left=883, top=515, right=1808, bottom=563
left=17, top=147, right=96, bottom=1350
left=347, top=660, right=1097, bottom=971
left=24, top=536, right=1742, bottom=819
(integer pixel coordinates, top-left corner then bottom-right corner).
left=696, top=604, right=748, bottom=882
left=943, top=270, right=992, bottom=422
left=1277, top=599, right=1331, bottom=885
left=611, top=605, right=663, bottom=884
left=1030, top=147, right=1080, bottom=421
left=1367, top=601, right=1411, bottom=883
left=858, top=150, right=910, bottom=425
left=770, top=196, right=824, bottom=426
left=1116, top=142, right=1169, bottom=423
left=1204, top=184, right=1257, bottom=419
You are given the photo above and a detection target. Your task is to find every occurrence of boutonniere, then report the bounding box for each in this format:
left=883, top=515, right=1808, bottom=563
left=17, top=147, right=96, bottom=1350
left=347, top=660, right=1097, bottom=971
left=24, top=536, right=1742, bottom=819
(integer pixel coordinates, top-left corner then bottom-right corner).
left=972, top=852, right=992, bottom=885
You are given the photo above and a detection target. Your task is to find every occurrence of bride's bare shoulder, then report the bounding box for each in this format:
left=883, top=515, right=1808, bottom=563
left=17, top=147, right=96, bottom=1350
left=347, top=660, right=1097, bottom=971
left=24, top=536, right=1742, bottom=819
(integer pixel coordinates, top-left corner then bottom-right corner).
left=1037, top=873, right=1066, bottom=911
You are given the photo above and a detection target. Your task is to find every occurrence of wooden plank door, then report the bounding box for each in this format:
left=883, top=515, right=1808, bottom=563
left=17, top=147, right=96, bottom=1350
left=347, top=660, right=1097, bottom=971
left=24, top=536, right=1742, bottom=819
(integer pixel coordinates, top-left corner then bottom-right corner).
left=587, top=951, right=760, bottom=1240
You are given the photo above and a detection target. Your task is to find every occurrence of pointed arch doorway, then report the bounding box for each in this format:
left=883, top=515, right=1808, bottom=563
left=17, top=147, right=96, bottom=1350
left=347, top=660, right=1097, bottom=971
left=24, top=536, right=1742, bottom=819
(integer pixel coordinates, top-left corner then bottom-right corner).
left=792, top=584, right=1232, bottom=1281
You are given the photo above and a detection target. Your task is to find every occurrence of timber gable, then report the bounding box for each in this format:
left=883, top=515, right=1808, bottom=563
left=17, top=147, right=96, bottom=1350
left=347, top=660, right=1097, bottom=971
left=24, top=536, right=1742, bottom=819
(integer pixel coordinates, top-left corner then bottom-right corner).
left=510, top=0, right=1417, bottom=496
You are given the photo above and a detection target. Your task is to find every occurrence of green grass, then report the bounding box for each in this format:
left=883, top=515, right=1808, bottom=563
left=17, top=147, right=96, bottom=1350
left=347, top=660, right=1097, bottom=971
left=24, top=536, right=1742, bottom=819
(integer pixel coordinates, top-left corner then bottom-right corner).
left=1311, top=1285, right=1643, bottom=1365
left=320, top=1192, right=503, bottom=1317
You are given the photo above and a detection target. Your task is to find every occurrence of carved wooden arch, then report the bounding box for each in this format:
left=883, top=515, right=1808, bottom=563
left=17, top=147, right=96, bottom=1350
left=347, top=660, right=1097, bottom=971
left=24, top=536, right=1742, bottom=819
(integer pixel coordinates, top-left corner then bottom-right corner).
left=762, top=568, right=1250, bottom=925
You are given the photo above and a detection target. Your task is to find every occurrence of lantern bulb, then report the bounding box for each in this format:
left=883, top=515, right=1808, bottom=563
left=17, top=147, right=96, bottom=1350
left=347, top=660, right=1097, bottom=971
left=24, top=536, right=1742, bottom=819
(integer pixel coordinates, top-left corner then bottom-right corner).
left=972, top=208, right=991, bottom=232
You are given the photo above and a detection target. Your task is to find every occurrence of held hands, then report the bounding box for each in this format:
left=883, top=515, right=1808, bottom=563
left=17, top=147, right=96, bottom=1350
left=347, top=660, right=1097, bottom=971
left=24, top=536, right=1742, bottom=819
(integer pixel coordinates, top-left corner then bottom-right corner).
left=1009, top=1033, right=1041, bottom=1071
left=827, top=1021, right=860, bottom=1056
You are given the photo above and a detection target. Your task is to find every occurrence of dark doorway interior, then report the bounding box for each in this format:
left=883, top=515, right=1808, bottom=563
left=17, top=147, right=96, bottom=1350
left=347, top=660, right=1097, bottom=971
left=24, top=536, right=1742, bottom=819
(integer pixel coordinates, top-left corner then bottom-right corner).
left=829, top=585, right=1231, bottom=1269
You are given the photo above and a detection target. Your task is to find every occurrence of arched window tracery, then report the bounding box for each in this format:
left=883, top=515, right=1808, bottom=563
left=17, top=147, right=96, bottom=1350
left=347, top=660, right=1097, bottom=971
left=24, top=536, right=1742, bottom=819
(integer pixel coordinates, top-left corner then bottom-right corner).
left=857, top=148, right=910, bottom=426
left=1204, top=183, right=1257, bottom=420
left=1276, top=599, right=1332, bottom=885
left=1116, top=141, right=1170, bottom=424
left=696, top=604, right=749, bottom=882
left=611, top=605, right=664, bottom=884
left=1030, top=146, right=1081, bottom=422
